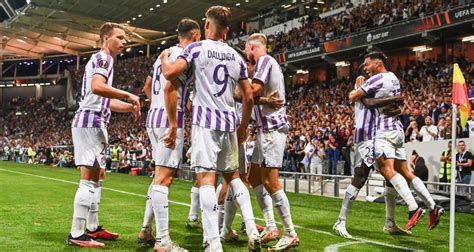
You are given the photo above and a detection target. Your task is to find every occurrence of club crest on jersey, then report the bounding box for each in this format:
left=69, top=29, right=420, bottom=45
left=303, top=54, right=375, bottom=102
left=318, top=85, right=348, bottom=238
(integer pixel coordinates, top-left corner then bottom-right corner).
left=366, top=157, right=374, bottom=164
left=101, top=156, right=107, bottom=166
left=98, top=60, right=109, bottom=69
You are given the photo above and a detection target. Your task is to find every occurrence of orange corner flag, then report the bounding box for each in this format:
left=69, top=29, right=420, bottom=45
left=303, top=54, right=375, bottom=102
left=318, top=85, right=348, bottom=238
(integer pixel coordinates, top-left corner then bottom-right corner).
left=452, top=63, right=471, bottom=128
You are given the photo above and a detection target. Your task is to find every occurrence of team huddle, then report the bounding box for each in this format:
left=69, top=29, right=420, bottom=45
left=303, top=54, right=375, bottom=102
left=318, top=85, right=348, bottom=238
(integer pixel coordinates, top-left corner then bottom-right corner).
left=66, top=5, right=443, bottom=252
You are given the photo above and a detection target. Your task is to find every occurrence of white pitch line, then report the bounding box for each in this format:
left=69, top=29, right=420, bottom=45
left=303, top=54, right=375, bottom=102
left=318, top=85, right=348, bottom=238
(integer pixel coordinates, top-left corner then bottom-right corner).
left=324, top=241, right=363, bottom=252
left=0, top=168, right=418, bottom=251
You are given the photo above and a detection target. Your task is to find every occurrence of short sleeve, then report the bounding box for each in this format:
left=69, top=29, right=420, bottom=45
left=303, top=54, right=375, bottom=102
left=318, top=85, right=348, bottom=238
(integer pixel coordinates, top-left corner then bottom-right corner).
left=253, top=56, right=271, bottom=84
left=238, top=56, right=248, bottom=80
left=93, top=53, right=112, bottom=80
left=360, top=74, right=384, bottom=95
left=179, top=42, right=202, bottom=66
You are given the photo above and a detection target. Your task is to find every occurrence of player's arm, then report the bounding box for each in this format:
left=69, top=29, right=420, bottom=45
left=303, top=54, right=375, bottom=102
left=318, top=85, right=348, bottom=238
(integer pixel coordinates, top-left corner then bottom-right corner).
left=143, top=72, right=153, bottom=100
left=110, top=99, right=141, bottom=122
left=160, top=49, right=187, bottom=80
left=234, top=87, right=283, bottom=109
left=163, top=79, right=181, bottom=148
left=91, top=75, right=140, bottom=106
left=360, top=95, right=403, bottom=109
left=237, top=78, right=254, bottom=145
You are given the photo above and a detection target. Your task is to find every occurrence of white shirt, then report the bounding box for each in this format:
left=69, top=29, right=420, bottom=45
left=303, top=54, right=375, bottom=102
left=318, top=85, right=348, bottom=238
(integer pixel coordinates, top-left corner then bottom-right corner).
left=419, top=124, right=438, bottom=142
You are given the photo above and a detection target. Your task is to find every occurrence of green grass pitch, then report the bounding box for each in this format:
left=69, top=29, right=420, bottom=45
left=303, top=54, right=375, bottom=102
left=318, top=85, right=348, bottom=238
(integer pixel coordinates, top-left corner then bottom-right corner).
left=0, top=162, right=473, bottom=251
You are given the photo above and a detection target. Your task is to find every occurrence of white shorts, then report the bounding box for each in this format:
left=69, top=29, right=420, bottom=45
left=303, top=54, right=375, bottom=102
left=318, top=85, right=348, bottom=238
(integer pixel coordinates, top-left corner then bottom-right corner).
left=251, top=126, right=288, bottom=168
left=72, top=127, right=108, bottom=169
left=191, top=125, right=238, bottom=173
left=374, top=129, right=406, bottom=161
left=147, top=128, right=184, bottom=169
left=309, top=161, right=322, bottom=175
left=354, top=140, right=377, bottom=168
left=238, top=144, right=247, bottom=174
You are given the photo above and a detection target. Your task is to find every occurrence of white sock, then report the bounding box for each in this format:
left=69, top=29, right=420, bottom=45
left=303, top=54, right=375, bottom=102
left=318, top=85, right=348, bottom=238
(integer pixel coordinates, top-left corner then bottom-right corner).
left=222, top=190, right=237, bottom=234
left=229, top=178, right=257, bottom=237
left=384, top=186, right=397, bottom=228
left=338, top=184, right=360, bottom=222
left=86, top=181, right=101, bottom=232
left=253, top=185, right=276, bottom=229
left=271, top=189, right=296, bottom=236
left=200, top=185, right=220, bottom=244
left=188, top=186, right=200, bottom=220
left=151, top=185, right=170, bottom=243
left=411, top=177, right=436, bottom=211
left=142, top=183, right=154, bottom=228
left=71, top=180, right=96, bottom=238
left=389, top=174, right=418, bottom=211
left=217, top=204, right=225, bottom=231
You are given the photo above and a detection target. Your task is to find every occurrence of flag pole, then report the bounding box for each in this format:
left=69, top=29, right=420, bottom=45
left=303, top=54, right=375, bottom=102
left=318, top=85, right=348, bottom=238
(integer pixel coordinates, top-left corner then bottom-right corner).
left=449, top=104, right=457, bottom=252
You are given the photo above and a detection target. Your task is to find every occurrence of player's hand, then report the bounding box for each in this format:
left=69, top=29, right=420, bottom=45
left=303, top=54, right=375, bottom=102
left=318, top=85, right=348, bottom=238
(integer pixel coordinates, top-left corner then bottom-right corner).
left=164, top=127, right=177, bottom=148
left=266, top=90, right=284, bottom=109
left=131, top=104, right=141, bottom=123
left=160, top=48, right=172, bottom=60
left=382, top=104, right=402, bottom=117
left=355, top=76, right=366, bottom=87
left=127, top=93, right=141, bottom=107
left=237, top=125, right=248, bottom=145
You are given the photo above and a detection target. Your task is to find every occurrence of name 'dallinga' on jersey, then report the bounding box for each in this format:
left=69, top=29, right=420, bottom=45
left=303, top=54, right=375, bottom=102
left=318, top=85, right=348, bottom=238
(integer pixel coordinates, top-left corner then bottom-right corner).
left=208, top=50, right=236, bottom=61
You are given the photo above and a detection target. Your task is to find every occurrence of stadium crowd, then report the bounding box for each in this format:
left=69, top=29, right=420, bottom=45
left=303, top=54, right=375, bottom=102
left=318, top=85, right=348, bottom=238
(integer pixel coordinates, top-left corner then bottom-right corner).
left=264, top=0, right=461, bottom=54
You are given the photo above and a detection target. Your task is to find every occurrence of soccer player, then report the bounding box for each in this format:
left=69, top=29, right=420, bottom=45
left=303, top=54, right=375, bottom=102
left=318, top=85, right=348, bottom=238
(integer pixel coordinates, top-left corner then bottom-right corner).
left=244, top=33, right=299, bottom=251
left=334, top=64, right=411, bottom=238
left=142, top=18, right=201, bottom=251
left=68, top=22, right=141, bottom=247
left=161, top=6, right=260, bottom=251
left=349, top=52, right=444, bottom=231
left=219, top=47, right=283, bottom=242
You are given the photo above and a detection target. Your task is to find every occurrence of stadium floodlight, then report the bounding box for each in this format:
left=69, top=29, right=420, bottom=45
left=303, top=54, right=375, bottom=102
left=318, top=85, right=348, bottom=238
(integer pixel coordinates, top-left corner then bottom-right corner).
left=461, top=35, right=474, bottom=42
left=236, top=3, right=240, bottom=6
left=156, top=4, right=160, bottom=7
left=412, top=45, right=428, bottom=52
left=335, top=61, right=349, bottom=67
left=161, top=40, right=166, bottom=45
left=126, top=48, right=131, bottom=52
left=138, top=14, right=142, bottom=18
left=296, top=69, right=308, bottom=74
left=163, top=0, right=167, bottom=3
left=419, top=47, right=432, bottom=52
left=149, top=8, right=154, bottom=11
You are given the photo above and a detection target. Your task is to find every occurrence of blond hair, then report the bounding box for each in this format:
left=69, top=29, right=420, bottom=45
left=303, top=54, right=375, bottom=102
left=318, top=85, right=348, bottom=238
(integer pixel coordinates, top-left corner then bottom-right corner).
left=247, top=33, right=267, bottom=46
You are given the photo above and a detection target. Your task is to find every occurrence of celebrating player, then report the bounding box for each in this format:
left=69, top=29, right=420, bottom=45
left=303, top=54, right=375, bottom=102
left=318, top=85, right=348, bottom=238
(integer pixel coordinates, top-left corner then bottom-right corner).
left=349, top=52, right=444, bottom=232
left=67, top=22, right=140, bottom=248
left=161, top=6, right=260, bottom=251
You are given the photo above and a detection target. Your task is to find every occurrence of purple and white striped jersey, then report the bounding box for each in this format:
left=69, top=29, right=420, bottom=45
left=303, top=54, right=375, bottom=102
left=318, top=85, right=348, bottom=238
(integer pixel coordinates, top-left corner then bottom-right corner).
left=360, top=72, right=403, bottom=132
left=252, top=55, right=288, bottom=133
left=179, top=39, right=248, bottom=132
left=72, top=51, right=113, bottom=128
left=353, top=84, right=375, bottom=144
left=146, top=46, right=190, bottom=129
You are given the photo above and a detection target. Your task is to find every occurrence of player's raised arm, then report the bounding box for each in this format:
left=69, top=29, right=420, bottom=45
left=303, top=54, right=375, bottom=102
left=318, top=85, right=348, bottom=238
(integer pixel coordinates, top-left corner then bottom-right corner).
left=160, top=47, right=190, bottom=81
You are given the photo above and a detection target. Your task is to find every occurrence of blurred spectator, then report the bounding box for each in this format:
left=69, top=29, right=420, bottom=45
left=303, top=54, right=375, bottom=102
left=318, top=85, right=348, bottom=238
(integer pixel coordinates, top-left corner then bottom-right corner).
left=411, top=150, right=428, bottom=181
